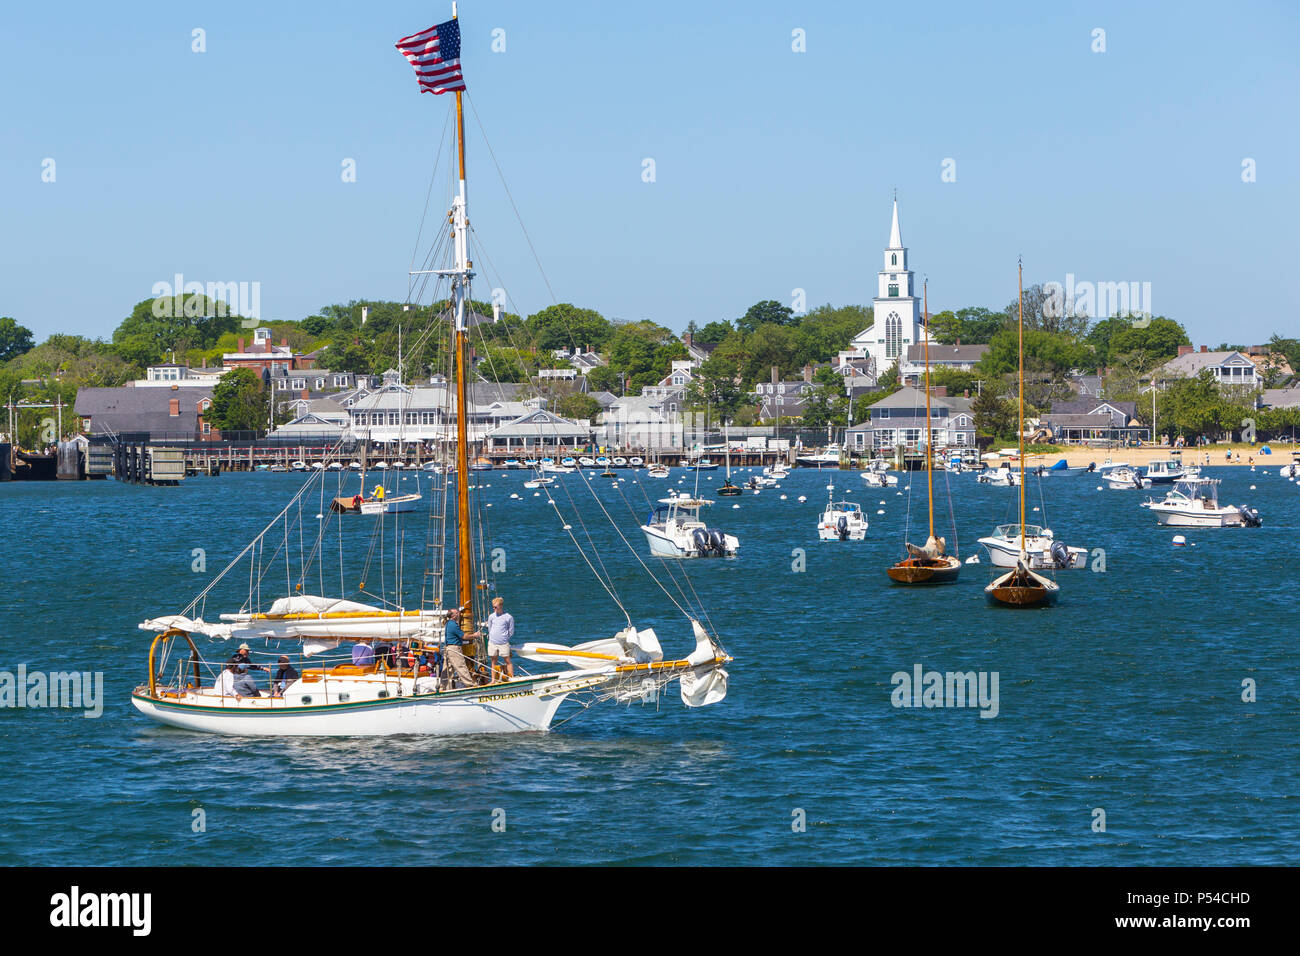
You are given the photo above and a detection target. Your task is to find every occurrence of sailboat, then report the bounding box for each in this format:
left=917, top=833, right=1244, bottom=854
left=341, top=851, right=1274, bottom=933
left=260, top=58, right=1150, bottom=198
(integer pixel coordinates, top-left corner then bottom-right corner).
left=131, top=7, right=732, bottom=735
left=886, top=280, right=960, bottom=584
left=985, top=261, right=1059, bottom=607
left=717, top=425, right=741, bottom=496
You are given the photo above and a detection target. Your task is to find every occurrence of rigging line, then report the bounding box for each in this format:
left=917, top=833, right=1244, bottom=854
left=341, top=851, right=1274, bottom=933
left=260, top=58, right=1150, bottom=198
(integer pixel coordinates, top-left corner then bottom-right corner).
left=464, top=93, right=559, bottom=306
left=622, top=479, right=701, bottom=618
left=463, top=278, right=627, bottom=607
left=408, top=106, right=456, bottom=296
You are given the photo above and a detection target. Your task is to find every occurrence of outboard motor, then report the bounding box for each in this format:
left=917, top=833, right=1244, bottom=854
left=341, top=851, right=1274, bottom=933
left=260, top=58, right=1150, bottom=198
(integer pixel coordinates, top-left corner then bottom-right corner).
left=837, top=514, right=849, bottom=541
left=1238, top=506, right=1262, bottom=527
left=708, top=529, right=727, bottom=555
left=692, top=528, right=711, bottom=555
left=1087, top=461, right=1096, bottom=473
left=1050, top=539, right=1071, bottom=568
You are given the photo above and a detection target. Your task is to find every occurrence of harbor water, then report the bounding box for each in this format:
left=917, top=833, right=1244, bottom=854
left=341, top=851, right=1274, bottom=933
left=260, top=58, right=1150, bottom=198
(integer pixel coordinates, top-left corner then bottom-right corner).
left=0, top=464, right=1295, bottom=865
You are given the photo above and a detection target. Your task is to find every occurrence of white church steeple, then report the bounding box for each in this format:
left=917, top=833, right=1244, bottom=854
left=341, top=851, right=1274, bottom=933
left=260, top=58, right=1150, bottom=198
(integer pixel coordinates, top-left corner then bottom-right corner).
left=851, top=197, right=928, bottom=374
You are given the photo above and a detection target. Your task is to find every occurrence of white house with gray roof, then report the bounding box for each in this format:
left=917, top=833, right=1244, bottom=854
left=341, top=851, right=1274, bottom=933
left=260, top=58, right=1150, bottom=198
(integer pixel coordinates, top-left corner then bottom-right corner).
left=1153, top=347, right=1262, bottom=389
left=844, top=386, right=975, bottom=454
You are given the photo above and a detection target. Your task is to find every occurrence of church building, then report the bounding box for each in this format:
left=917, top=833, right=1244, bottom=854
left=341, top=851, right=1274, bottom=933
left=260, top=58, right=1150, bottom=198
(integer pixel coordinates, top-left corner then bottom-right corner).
left=849, top=199, right=930, bottom=376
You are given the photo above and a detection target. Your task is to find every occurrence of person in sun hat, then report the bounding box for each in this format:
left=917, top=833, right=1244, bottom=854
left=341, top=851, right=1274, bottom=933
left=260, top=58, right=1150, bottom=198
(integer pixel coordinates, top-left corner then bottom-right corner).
left=232, top=642, right=267, bottom=672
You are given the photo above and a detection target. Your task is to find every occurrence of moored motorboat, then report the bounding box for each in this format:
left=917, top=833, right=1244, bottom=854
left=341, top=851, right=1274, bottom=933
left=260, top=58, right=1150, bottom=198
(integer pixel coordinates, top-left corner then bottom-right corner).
left=1140, top=478, right=1262, bottom=527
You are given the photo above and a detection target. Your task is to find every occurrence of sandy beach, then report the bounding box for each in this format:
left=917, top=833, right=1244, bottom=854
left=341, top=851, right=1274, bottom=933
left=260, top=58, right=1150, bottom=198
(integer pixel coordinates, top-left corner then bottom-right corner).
left=1007, top=445, right=1295, bottom=469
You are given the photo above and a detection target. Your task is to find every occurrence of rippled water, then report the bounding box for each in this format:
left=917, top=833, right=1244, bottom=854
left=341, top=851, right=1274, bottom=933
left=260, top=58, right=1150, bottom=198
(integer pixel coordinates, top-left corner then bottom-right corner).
left=1, top=463, right=1296, bottom=865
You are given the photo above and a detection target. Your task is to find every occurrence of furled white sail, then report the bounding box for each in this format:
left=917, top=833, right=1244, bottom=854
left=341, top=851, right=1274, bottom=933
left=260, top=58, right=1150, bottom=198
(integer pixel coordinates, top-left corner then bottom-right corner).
left=212, top=595, right=446, bottom=640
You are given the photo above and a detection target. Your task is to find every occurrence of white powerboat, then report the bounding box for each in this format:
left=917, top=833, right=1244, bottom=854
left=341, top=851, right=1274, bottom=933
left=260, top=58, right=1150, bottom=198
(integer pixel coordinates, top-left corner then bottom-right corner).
left=1144, top=457, right=1185, bottom=484
left=977, top=464, right=1020, bottom=486
left=646, top=463, right=670, bottom=479
left=796, top=443, right=841, bottom=467
left=817, top=489, right=868, bottom=541
left=1141, top=479, right=1262, bottom=527
left=1106, top=466, right=1150, bottom=489
left=860, top=459, right=899, bottom=487
left=628, top=456, right=644, bottom=467
left=641, top=497, right=738, bottom=558
left=978, top=523, right=1088, bottom=569
left=1279, top=452, right=1299, bottom=478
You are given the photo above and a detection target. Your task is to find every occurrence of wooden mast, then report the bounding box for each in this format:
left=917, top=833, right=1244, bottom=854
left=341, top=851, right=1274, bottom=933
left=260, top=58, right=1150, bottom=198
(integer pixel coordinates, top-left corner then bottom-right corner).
left=451, top=6, right=475, bottom=617
left=1017, top=258, right=1026, bottom=559
left=923, top=279, right=933, bottom=543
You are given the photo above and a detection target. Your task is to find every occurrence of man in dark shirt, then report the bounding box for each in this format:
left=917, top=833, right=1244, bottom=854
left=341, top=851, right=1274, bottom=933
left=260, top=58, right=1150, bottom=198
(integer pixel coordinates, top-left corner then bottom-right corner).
left=272, top=656, right=299, bottom=697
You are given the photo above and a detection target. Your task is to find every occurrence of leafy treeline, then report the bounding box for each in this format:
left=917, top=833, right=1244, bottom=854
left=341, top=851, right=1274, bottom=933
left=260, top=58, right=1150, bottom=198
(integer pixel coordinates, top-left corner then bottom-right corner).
left=3, top=282, right=1297, bottom=443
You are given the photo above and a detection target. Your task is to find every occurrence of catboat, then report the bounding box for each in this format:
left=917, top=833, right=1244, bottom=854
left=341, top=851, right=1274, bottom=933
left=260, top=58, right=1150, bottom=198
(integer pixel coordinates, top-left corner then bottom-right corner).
left=885, top=279, right=960, bottom=585
left=985, top=261, right=1060, bottom=608
left=132, top=10, right=731, bottom=736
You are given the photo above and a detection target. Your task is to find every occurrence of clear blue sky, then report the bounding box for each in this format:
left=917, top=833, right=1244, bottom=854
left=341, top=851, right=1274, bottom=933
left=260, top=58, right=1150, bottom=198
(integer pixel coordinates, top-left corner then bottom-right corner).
left=3, top=0, right=1296, bottom=345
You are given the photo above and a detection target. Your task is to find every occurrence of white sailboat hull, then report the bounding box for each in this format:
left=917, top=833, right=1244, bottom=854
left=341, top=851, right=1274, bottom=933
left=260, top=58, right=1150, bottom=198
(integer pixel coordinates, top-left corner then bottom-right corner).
left=132, top=687, right=568, bottom=736
left=359, top=493, right=422, bottom=515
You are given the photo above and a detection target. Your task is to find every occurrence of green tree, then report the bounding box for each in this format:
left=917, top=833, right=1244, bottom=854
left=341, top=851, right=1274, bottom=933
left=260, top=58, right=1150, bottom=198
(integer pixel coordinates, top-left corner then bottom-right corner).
left=556, top=391, right=602, bottom=421
left=526, top=303, right=613, bottom=353
left=972, top=385, right=1015, bottom=442
left=801, top=366, right=850, bottom=428
left=694, top=320, right=734, bottom=345
left=1085, top=316, right=1132, bottom=366
left=0, top=318, right=36, bottom=362
left=685, top=355, right=749, bottom=422
left=208, top=367, right=269, bottom=435
left=735, top=300, right=795, bottom=334
left=111, top=295, right=241, bottom=366
left=604, top=320, right=685, bottom=393
left=1107, top=317, right=1189, bottom=367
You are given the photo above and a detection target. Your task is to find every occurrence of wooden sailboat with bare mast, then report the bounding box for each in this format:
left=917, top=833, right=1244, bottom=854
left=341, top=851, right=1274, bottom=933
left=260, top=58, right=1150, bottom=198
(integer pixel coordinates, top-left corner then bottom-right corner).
left=985, top=260, right=1059, bottom=606
left=129, top=4, right=733, bottom=734
left=886, top=279, right=960, bottom=584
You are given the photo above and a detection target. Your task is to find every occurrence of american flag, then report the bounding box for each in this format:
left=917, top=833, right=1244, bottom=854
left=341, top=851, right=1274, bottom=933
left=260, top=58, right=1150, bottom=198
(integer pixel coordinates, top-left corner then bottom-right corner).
left=395, top=19, right=466, bottom=95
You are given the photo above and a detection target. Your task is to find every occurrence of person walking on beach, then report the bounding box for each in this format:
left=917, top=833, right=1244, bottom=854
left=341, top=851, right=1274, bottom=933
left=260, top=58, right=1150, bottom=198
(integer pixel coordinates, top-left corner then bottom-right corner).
left=486, top=596, right=515, bottom=682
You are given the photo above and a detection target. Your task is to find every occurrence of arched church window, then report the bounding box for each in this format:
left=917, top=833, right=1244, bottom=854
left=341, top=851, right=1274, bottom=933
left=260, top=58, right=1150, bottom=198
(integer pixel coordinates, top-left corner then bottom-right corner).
left=885, top=313, right=902, bottom=358
left=891, top=254, right=897, bottom=266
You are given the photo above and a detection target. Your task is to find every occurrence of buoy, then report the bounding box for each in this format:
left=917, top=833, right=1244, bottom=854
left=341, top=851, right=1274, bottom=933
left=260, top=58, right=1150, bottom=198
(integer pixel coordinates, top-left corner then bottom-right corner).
left=1250, top=485, right=1256, bottom=490
left=826, top=484, right=834, bottom=491
left=732, top=503, right=740, bottom=509
left=1096, top=486, right=1103, bottom=491
left=315, top=513, right=324, bottom=519
left=533, top=492, right=540, bottom=497
left=876, top=509, right=885, bottom=515
left=486, top=503, right=492, bottom=507
left=1033, top=506, right=1040, bottom=512
left=879, top=500, right=886, bottom=505
left=780, top=494, right=788, bottom=500
left=1172, top=535, right=1187, bottom=547
left=563, top=524, right=572, bottom=531
left=797, top=495, right=807, bottom=502
left=509, top=493, right=518, bottom=499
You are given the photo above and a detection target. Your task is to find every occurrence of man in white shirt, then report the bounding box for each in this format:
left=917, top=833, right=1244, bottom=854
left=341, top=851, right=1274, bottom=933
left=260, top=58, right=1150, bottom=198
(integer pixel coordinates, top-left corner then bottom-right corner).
left=485, top=596, right=515, bottom=682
